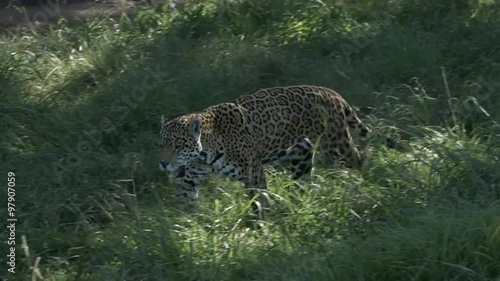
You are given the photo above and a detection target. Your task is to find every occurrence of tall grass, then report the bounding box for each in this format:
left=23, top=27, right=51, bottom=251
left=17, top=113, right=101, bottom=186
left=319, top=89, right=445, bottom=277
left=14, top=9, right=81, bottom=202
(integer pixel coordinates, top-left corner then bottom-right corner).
left=1, top=0, right=499, bottom=280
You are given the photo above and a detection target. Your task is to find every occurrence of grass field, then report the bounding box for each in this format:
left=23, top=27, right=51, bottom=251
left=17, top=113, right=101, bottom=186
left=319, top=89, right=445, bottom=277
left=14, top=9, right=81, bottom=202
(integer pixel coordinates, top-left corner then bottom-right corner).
left=1, top=0, right=500, bottom=280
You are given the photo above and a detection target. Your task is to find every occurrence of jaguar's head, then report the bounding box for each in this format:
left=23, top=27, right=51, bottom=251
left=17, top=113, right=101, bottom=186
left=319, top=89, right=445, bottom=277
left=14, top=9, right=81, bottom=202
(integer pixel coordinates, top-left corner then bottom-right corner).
left=159, top=114, right=203, bottom=180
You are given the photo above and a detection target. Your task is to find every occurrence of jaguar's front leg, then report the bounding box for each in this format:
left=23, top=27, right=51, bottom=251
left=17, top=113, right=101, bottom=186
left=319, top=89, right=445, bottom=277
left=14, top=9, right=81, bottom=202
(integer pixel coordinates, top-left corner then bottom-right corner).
left=174, top=162, right=212, bottom=200
left=241, top=160, right=270, bottom=219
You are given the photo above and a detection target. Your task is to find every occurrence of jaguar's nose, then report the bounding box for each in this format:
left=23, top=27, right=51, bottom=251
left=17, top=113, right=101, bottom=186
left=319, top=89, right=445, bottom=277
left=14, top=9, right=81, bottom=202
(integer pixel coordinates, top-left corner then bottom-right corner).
left=159, top=160, right=169, bottom=171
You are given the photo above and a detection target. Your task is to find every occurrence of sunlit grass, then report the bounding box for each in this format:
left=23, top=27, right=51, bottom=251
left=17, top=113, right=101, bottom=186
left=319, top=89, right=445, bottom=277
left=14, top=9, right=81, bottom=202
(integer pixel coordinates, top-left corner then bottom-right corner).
left=0, top=0, right=499, bottom=280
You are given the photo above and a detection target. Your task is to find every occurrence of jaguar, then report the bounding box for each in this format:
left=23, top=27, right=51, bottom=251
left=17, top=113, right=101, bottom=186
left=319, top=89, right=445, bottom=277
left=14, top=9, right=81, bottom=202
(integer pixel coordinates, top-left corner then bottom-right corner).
left=158, top=85, right=406, bottom=211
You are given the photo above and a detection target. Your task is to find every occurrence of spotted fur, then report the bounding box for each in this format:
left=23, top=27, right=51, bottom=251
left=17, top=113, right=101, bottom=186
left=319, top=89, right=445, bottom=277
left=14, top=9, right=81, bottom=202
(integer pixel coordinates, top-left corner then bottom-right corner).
left=159, top=85, right=400, bottom=210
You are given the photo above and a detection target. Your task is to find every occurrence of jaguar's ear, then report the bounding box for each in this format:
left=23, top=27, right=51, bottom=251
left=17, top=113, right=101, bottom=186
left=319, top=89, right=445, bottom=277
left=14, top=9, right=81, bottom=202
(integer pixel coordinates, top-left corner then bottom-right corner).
left=189, top=116, right=202, bottom=141
left=160, top=115, right=166, bottom=125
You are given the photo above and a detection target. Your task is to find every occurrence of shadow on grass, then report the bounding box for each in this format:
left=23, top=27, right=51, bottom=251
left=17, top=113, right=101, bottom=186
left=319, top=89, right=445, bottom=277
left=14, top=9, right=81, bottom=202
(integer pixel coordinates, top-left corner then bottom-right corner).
left=225, top=203, right=500, bottom=281
left=1, top=0, right=499, bottom=278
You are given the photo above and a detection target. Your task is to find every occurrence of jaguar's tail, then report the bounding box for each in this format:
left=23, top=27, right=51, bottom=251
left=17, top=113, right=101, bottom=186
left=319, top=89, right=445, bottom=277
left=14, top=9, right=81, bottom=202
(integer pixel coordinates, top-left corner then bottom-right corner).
left=343, top=104, right=411, bottom=152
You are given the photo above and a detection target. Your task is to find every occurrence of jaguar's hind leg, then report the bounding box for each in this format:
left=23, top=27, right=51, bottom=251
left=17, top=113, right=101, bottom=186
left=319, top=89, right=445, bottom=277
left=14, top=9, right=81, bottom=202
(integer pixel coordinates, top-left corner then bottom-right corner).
left=286, top=137, right=315, bottom=180
left=264, top=136, right=315, bottom=180
left=319, top=121, right=363, bottom=169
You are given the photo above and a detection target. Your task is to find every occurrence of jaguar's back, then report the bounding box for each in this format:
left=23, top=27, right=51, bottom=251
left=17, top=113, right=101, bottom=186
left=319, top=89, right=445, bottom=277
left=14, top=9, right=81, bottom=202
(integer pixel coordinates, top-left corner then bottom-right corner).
left=231, top=85, right=361, bottom=163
